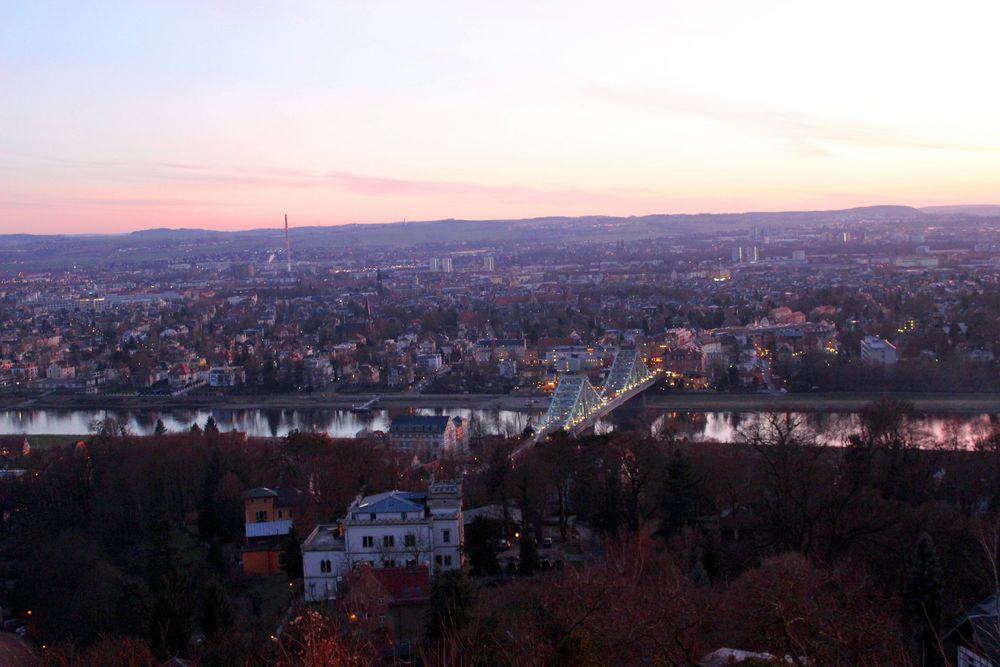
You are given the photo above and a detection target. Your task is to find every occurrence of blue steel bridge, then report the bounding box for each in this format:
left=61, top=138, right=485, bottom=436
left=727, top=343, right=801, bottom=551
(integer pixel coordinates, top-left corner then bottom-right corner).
left=513, top=349, right=659, bottom=459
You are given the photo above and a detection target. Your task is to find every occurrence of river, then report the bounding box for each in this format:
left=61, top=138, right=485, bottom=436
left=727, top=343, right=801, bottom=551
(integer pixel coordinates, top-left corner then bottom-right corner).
left=0, top=406, right=997, bottom=448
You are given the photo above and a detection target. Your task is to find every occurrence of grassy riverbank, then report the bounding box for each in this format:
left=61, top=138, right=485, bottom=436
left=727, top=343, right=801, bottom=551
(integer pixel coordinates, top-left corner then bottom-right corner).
left=637, top=392, right=1000, bottom=414
left=3, top=391, right=1000, bottom=415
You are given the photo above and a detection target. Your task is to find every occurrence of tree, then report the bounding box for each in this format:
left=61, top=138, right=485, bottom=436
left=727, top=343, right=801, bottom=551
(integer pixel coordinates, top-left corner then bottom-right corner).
left=204, top=415, right=220, bottom=437
left=656, top=449, right=705, bottom=539
left=426, top=570, right=475, bottom=642
left=904, top=533, right=944, bottom=665
left=154, top=419, right=167, bottom=437
left=150, top=571, right=193, bottom=660
left=538, top=432, right=578, bottom=540
left=114, top=581, right=153, bottom=640
left=465, top=516, right=501, bottom=577
left=280, top=527, right=304, bottom=581
left=43, top=635, right=158, bottom=667
left=519, top=534, right=540, bottom=576
left=200, top=579, right=235, bottom=641
left=207, top=539, right=229, bottom=575
left=146, top=507, right=192, bottom=659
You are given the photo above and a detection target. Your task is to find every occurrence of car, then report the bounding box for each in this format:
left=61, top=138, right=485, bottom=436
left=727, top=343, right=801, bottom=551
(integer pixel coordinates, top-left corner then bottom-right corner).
left=541, top=537, right=553, bottom=548
left=496, top=538, right=512, bottom=551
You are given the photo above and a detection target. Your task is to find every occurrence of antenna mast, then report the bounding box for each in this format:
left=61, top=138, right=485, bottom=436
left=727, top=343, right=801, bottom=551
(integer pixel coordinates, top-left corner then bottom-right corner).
left=284, top=214, right=292, bottom=274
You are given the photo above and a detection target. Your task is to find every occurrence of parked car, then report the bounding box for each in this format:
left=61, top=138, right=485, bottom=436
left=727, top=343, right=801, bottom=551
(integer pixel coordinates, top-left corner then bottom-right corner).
left=542, top=537, right=553, bottom=548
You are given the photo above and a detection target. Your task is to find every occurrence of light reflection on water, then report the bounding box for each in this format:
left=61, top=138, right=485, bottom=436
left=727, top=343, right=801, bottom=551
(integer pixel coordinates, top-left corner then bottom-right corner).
left=0, top=407, right=996, bottom=448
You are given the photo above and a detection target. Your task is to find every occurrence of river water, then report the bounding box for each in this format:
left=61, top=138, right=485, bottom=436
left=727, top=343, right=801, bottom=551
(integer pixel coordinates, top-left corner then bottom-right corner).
left=0, top=406, right=996, bottom=448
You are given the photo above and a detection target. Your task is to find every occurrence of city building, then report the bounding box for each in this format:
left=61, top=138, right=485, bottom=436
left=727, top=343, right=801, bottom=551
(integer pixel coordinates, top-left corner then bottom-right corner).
left=209, top=365, right=245, bottom=387
left=340, top=564, right=431, bottom=660
left=387, top=415, right=460, bottom=459
left=860, top=336, right=898, bottom=365
left=302, top=523, right=348, bottom=603
left=241, top=486, right=316, bottom=576
left=301, top=481, right=463, bottom=602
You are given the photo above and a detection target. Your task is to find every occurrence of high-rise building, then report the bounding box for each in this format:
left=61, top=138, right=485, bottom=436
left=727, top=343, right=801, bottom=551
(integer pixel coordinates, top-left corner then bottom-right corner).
left=483, top=255, right=495, bottom=271
left=429, top=257, right=453, bottom=272
left=732, top=245, right=759, bottom=263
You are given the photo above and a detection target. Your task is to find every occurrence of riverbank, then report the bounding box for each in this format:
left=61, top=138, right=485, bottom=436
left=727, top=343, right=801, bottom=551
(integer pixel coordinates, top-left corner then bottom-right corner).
left=3, top=390, right=1000, bottom=414
left=0, top=391, right=543, bottom=412
left=636, top=392, right=1000, bottom=414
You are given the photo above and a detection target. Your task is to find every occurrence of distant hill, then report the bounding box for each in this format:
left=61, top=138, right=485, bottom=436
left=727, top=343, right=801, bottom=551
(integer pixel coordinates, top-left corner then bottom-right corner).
left=920, top=205, right=1000, bottom=217
left=0, top=204, right=937, bottom=271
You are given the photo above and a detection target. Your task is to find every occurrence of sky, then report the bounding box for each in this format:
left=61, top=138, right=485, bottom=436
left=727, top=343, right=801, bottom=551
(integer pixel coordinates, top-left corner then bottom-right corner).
left=2, top=0, right=1000, bottom=234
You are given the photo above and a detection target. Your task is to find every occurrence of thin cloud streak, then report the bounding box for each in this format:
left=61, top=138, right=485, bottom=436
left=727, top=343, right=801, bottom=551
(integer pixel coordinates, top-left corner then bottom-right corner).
left=587, top=84, right=1000, bottom=154
left=40, top=158, right=648, bottom=203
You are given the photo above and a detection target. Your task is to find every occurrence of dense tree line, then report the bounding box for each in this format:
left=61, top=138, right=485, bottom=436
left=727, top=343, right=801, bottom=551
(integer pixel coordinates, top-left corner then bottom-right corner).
left=8, top=399, right=1000, bottom=664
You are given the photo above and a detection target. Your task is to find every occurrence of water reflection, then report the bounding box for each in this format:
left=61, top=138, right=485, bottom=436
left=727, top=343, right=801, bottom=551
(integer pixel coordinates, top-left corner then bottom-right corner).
left=0, top=406, right=546, bottom=440
left=0, top=407, right=995, bottom=449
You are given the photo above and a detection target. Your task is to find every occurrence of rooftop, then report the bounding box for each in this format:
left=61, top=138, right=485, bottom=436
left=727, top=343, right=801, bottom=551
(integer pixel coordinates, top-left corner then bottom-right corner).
left=303, top=523, right=346, bottom=551
left=356, top=490, right=427, bottom=515
left=388, top=415, right=453, bottom=434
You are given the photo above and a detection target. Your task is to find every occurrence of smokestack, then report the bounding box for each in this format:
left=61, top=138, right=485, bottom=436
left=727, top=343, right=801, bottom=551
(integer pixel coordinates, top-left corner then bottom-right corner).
left=284, top=214, right=292, bottom=274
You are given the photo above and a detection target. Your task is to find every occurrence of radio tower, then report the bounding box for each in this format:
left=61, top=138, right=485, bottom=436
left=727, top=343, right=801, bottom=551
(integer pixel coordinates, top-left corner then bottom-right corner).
left=284, top=214, right=292, bottom=274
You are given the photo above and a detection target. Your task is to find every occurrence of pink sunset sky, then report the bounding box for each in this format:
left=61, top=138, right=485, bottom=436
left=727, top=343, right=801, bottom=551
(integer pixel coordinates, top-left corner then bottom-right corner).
left=2, top=0, right=1000, bottom=234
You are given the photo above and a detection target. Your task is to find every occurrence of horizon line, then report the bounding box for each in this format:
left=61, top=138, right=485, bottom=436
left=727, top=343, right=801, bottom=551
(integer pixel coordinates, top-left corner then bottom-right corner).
left=3, top=202, right=999, bottom=237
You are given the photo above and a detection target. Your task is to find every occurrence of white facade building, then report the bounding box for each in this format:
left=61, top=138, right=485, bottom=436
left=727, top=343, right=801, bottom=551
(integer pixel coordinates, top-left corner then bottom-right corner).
left=302, top=524, right=348, bottom=603
left=301, top=481, right=463, bottom=603
left=861, top=336, right=898, bottom=365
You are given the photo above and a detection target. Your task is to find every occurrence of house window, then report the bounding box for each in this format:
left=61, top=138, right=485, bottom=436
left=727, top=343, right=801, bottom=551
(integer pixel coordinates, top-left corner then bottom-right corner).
left=255, top=510, right=267, bottom=522
left=378, top=597, right=385, bottom=605
left=435, top=555, right=442, bottom=565
left=444, top=555, right=453, bottom=566
left=362, top=535, right=374, bottom=548
left=442, top=529, right=451, bottom=544
left=404, top=534, right=416, bottom=548
left=383, top=535, right=395, bottom=548
left=369, top=513, right=377, bottom=521
left=378, top=615, right=385, bottom=626
left=277, top=510, right=283, bottom=518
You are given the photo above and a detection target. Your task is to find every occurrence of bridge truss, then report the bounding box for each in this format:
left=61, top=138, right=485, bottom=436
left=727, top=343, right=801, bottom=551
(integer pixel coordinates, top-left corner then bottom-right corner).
left=601, top=349, right=652, bottom=400
left=537, top=374, right=604, bottom=434
left=536, top=349, right=654, bottom=437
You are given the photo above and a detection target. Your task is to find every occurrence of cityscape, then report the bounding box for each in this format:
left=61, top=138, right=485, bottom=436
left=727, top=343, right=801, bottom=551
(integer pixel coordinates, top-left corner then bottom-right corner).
left=3, top=2, right=1000, bottom=666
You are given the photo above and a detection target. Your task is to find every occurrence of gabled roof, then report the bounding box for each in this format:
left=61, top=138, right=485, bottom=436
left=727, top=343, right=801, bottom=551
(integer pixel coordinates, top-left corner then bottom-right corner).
left=388, top=415, right=452, bottom=433
left=241, top=486, right=314, bottom=507
left=357, top=490, right=426, bottom=515
left=241, top=487, right=278, bottom=500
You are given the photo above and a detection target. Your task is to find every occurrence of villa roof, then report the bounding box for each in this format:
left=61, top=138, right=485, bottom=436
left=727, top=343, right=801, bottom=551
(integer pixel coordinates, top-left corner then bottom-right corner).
left=357, top=490, right=426, bottom=515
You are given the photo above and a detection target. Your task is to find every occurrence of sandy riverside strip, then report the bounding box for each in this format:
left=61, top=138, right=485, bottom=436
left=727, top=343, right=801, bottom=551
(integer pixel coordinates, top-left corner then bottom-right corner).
left=3, top=391, right=1000, bottom=414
